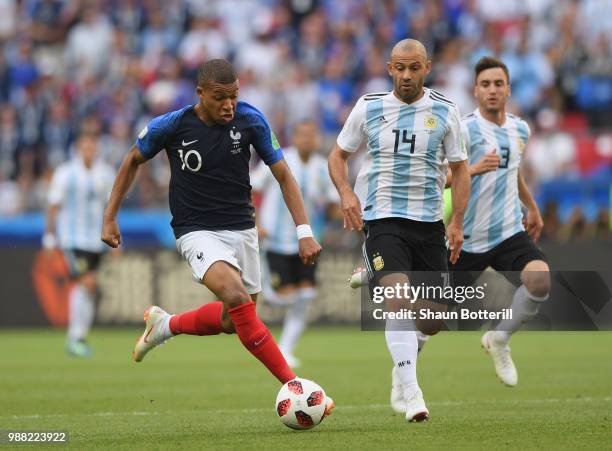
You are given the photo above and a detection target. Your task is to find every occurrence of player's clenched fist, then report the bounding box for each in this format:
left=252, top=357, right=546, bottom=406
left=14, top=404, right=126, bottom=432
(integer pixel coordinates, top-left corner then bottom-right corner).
left=101, top=218, right=121, bottom=248
left=341, top=190, right=363, bottom=231
left=472, top=150, right=501, bottom=175
left=298, top=237, right=322, bottom=265
left=525, top=207, right=544, bottom=242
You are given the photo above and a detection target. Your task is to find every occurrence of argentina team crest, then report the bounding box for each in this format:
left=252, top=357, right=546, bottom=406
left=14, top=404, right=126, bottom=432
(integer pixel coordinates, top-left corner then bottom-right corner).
left=372, top=252, right=385, bottom=271
left=424, top=115, right=437, bottom=129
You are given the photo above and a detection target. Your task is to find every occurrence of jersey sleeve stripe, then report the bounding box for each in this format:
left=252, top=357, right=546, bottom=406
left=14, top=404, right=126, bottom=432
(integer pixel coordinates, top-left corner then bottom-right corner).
left=429, top=92, right=456, bottom=107
left=363, top=92, right=389, bottom=101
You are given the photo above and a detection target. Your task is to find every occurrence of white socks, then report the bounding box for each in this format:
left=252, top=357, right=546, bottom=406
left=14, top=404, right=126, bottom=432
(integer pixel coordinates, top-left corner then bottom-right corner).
left=67, top=284, right=95, bottom=343
left=278, top=287, right=316, bottom=356
left=161, top=314, right=173, bottom=338
left=385, top=318, right=419, bottom=396
left=496, top=284, right=549, bottom=342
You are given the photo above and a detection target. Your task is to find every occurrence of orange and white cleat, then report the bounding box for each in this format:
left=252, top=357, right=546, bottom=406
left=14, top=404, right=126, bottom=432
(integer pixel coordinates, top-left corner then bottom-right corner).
left=133, top=306, right=172, bottom=362
left=322, top=396, right=335, bottom=420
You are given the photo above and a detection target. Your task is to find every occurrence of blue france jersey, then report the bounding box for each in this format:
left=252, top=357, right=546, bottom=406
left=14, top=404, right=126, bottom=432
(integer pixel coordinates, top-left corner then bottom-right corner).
left=462, top=109, right=530, bottom=253
left=135, top=102, right=283, bottom=237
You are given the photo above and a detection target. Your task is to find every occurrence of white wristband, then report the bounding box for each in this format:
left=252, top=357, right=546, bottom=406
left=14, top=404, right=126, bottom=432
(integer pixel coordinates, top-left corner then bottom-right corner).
left=296, top=224, right=313, bottom=240
left=42, top=233, right=57, bottom=249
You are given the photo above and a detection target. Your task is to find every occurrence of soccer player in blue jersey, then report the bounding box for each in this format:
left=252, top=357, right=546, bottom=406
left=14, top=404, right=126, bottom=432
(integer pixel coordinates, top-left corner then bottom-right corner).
left=449, top=56, right=551, bottom=386
left=329, top=39, right=471, bottom=421
left=101, top=60, right=330, bottom=399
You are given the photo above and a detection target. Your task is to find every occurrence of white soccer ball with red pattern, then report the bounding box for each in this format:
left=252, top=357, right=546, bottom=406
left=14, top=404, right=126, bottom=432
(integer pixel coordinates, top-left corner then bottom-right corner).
left=275, top=378, right=328, bottom=430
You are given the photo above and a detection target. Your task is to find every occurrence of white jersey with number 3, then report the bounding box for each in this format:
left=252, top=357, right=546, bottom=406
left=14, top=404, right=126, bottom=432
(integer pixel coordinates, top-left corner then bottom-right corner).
left=337, top=89, right=467, bottom=222
left=461, top=109, right=530, bottom=253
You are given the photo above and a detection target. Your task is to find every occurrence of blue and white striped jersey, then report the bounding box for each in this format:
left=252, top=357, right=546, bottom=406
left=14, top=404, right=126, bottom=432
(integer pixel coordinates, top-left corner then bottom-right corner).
left=462, top=109, right=530, bottom=253
left=48, top=157, right=115, bottom=252
left=251, top=147, right=339, bottom=255
left=337, top=89, right=467, bottom=222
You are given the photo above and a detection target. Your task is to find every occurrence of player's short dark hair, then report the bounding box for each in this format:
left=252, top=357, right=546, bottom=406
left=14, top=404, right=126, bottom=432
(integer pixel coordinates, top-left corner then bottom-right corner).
left=197, top=59, right=237, bottom=87
left=474, top=56, right=510, bottom=84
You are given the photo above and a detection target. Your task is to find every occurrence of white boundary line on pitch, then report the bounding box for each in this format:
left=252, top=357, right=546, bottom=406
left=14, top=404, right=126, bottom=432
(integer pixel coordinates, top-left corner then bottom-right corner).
left=4, top=396, right=611, bottom=421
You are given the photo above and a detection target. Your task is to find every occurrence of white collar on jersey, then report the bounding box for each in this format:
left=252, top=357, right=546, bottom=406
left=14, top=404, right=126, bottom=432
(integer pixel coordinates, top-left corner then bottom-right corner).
left=474, top=108, right=508, bottom=128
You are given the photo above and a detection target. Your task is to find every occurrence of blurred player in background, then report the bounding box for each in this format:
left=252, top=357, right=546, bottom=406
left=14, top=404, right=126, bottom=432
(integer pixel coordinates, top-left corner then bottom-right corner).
left=252, top=120, right=340, bottom=368
left=446, top=56, right=551, bottom=386
left=329, top=39, right=470, bottom=422
left=43, top=133, right=115, bottom=357
left=101, top=59, right=332, bottom=413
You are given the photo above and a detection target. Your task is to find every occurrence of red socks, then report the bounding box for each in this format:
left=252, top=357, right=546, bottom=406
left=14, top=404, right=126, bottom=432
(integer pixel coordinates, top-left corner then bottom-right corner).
left=169, top=300, right=296, bottom=384
left=228, top=302, right=296, bottom=384
left=169, top=301, right=224, bottom=336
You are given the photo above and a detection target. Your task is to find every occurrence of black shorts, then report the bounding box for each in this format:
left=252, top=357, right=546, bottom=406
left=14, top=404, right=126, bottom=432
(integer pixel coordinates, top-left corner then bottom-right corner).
left=63, top=249, right=103, bottom=278
left=266, top=251, right=317, bottom=289
left=362, top=218, right=449, bottom=299
left=450, top=231, right=547, bottom=286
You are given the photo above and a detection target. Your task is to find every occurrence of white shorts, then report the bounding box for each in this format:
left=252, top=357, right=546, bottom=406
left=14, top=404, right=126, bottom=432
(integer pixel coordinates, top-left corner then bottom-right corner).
left=176, top=228, right=261, bottom=294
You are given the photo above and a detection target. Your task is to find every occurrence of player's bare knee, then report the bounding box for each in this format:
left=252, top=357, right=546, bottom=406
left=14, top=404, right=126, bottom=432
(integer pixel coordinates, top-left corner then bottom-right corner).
left=521, top=260, right=550, bottom=298
left=223, top=289, right=252, bottom=310
left=524, top=275, right=550, bottom=298
left=416, top=318, right=443, bottom=336
left=415, top=300, right=446, bottom=335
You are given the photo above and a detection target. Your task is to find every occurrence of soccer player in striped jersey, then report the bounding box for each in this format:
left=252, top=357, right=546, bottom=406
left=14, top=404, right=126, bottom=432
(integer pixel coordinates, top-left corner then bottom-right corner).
left=329, top=39, right=471, bottom=422
left=450, top=56, right=550, bottom=386
left=43, top=134, right=115, bottom=357
left=252, top=120, right=340, bottom=368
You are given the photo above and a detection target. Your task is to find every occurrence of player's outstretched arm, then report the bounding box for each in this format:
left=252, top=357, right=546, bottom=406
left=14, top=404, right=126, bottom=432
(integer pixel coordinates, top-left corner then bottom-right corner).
left=517, top=168, right=543, bottom=242
left=101, top=145, right=147, bottom=248
left=268, top=159, right=321, bottom=265
left=328, top=144, right=363, bottom=231
left=447, top=160, right=470, bottom=264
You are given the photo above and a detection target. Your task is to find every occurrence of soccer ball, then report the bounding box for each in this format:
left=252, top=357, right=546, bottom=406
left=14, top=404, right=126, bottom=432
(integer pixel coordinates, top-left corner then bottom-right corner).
left=275, top=378, right=328, bottom=430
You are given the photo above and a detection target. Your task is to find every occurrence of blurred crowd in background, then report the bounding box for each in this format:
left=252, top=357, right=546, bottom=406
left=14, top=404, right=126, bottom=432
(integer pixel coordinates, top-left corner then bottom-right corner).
left=0, top=0, right=610, bottom=243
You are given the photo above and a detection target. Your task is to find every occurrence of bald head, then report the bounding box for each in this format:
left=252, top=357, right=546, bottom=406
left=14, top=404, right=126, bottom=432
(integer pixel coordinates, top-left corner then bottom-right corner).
left=391, top=39, right=428, bottom=61
left=387, top=39, right=431, bottom=104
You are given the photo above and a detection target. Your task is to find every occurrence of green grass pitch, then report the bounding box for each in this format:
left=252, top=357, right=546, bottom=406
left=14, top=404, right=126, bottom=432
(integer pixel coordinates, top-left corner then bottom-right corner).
left=1, top=328, right=610, bottom=450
